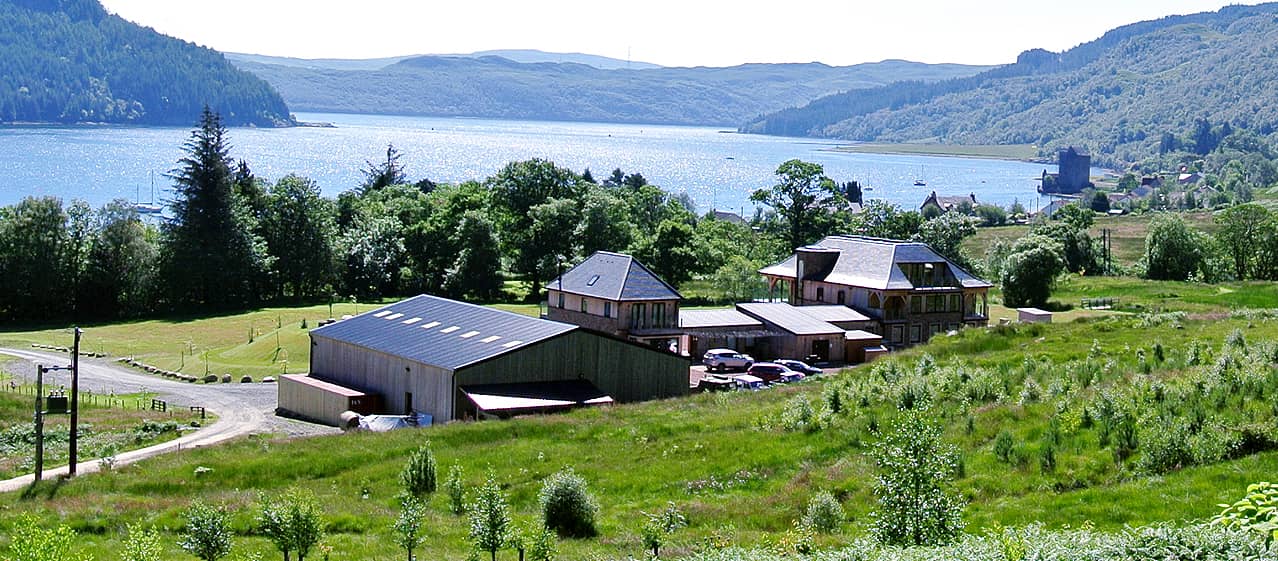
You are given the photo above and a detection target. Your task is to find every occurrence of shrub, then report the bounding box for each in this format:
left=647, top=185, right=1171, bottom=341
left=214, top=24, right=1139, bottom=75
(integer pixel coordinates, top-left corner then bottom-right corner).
left=121, top=523, right=162, bottom=561
left=400, top=442, right=437, bottom=496
left=800, top=491, right=844, bottom=533
left=6, top=515, right=83, bottom=561
left=393, top=496, right=426, bottom=561
left=993, top=430, right=1017, bottom=464
left=1137, top=420, right=1190, bottom=474
left=539, top=468, right=599, bottom=538
left=1212, top=481, right=1278, bottom=545
left=179, top=502, right=233, bottom=561
left=528, top=524, right=557, bottom=561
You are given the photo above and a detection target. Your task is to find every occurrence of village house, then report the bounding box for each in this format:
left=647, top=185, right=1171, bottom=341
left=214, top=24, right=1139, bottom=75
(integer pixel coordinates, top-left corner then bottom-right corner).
left=546, top=251, right=683, bottom=349
left=920, top=191, right=977, bottom=214
left=758, top=235, right=991, bottom=348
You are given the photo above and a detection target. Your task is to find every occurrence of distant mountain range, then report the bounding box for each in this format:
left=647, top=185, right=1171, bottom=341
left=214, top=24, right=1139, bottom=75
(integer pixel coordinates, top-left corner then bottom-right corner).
left=742, top=3, right=1278, bottom=165
left=0, top=0, right=292, bottom=126
left=229, top=53, right=991, bottom=126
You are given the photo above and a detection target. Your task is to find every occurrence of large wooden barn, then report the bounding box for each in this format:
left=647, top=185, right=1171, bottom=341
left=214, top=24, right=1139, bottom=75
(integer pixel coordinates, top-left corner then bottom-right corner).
left=279, top=294, right=689, bottom=425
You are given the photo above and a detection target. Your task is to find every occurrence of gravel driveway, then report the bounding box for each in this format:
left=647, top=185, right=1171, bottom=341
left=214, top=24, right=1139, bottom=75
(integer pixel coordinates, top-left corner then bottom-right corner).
left=0, top=348, right=337, bottom=491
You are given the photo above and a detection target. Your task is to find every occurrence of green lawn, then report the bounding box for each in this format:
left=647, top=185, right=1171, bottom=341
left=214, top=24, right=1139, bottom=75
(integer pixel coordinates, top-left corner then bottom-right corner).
left=2, top=277, right=1277, bottom=559
left=965, top=211, right=1218, bottom=268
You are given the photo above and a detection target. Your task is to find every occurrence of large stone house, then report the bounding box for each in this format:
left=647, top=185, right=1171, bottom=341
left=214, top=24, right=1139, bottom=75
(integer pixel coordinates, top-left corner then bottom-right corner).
left=758, top=235, right=991, bottom=348
left=546, top=251, right=683, bottom=348
left=920, top=191, right=977, bottom=214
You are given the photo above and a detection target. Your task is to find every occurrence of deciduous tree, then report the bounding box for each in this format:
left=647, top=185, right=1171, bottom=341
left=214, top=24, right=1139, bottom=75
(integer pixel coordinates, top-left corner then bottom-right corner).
left=750, top=159, right=843, bottom=251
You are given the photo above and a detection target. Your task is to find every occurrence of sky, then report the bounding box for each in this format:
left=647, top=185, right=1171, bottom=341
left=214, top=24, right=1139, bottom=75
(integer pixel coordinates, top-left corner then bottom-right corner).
left=98, top=0, right=1262, bottom=67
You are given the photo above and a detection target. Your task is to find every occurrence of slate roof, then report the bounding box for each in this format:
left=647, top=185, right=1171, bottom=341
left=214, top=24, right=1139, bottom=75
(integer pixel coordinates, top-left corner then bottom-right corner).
left=758, top=235, right=992, bottom=290
left=921, top=191, right=977, bottom=211
left=736, top=302, right=844, bottom=336
left=797, top=305, right=872, bottom=324
left=546, top=251, right=682, bottom=301
left=310, top=294, right=577, bottom=371
left=679, top=309, right=765, bottom=329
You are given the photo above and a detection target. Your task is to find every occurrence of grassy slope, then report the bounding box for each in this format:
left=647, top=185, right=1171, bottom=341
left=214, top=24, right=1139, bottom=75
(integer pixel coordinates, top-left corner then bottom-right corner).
left=964, top=212, right=1218, bottom=268
left=1, top=277, right=1276, bottom=559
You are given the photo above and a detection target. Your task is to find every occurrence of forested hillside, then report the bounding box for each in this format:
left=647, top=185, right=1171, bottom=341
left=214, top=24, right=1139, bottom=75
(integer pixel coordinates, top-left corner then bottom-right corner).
left=743, top=3, right=1278, bottom=166
left=231, top=55, right=990, bottom=126
left=0, top=0, right=293, bottom=126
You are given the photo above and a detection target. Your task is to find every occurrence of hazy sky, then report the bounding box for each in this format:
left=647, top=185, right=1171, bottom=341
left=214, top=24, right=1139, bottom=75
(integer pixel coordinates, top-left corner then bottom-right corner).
left=98, top=1, right=1259, bottom=67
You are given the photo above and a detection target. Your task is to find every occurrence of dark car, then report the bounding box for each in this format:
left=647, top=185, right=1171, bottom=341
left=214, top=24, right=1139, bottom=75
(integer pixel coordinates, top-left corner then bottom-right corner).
left=746, top=362, right=801, bottom=384
left=775, top=359, right=823, bottom=376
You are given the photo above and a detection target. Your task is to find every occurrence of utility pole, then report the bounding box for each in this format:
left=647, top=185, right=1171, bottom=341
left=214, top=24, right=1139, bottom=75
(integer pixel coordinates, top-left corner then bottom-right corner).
left=34, top=365, right=44, bottom=482
left=69, top=327, right=82, bottom=475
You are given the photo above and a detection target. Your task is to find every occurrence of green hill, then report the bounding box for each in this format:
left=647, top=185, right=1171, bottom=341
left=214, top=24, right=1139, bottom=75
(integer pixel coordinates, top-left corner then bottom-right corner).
left=3, top=277, right=1278, bottom=559
left=0, top=0, right=293, bottom=126
left=742, top=3, right=1278, bottom=166
left=230, top=55, right=991, bottom=126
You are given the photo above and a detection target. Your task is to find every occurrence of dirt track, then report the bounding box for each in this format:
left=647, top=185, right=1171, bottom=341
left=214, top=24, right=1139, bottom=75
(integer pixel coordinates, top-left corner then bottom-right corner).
left=0, top=348, right=336, bottom=492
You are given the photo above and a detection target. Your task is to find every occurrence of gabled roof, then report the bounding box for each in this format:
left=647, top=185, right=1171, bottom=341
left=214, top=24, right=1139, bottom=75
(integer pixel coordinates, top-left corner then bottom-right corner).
left=921, top=191, right=976, bottom=210
left=311, top=294, right=577, bottom=371
left=546, top=251, right=682, bottom=301
left=758, top=235, right=992, bottom=290
left=736, top=302, right=844, bottom=336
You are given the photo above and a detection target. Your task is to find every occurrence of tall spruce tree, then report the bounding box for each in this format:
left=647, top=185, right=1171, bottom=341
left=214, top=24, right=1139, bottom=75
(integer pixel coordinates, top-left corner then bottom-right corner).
left=161, top=107, right=267, bottom=310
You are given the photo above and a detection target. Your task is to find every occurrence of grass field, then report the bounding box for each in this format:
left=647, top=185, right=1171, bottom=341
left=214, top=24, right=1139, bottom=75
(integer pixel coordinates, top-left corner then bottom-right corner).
left=831, top=143, right=1041, bottom=161
left=2, top=276, right=1277, bottom=559
left=0, top=361, right=204, bottom=479
left=964, top=211, right=1218, bottom=269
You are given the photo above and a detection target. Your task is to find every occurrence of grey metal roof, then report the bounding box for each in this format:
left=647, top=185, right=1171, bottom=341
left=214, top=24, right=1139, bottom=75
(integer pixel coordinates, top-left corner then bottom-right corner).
left=758, top=235, right=992, bottom=290
left=546, top=251, right=682, bottom=301
left=679, top=309, right=765, bottom=329
left=798, top=305, right=871, bottom=323
left=735, top=302, right=844, bottom=336
left=310, top=294, right=577, bottom=371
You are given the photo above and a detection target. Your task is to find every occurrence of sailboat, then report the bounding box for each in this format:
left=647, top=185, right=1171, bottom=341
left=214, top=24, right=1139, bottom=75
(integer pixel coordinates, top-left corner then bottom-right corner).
left=913, top=165, right=927, bottom=186
left=134, top=172, right=163, bottom=215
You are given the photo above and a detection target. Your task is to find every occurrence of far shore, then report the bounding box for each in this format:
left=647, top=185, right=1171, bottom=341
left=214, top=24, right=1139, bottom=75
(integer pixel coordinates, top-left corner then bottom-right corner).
left=829, top=142, right=1043, bottom=162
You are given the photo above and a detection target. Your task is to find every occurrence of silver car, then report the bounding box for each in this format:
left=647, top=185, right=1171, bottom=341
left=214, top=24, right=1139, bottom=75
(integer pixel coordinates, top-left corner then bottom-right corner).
left=702, top=348, right=754, bottom=371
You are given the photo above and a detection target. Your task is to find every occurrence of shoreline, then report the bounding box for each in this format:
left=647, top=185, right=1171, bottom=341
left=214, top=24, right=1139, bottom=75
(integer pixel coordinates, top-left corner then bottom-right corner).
left=827, top=142, right=1045, bottom=163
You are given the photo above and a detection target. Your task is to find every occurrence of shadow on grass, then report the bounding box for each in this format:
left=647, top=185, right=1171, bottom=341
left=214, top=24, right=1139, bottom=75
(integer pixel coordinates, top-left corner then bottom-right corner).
left=19, top=475, right=67, bottom=501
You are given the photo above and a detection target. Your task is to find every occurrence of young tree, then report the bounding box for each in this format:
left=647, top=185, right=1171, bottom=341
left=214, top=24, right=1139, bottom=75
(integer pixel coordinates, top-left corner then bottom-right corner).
left=750, top=159, right=843, bottom=251
left=1215, top=203, right=1273, bottom=280
left=1144, top=214, right=1205, bottom=281
left=179, top=501, right=233, bottom=561
left=1000, top=234, right=1065, bottom=308
left=394, top=495, right=428, bottom=561
left=469, top=475, right=512, bottom=561
left=161, top=107, right=268, bottom=310
left=870, top=408, right=965, bottom=546
left=121, top=523, right=162, bottom=561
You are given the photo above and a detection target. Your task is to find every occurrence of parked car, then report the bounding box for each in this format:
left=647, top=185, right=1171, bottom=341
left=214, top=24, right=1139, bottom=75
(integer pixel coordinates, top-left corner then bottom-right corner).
left=775, top=359, right=822, bottom=376
left=695, top=374, right=735, bottom=392
left=746, top=362, right=800, bottom=384
left=703, top=348, right=754, bottom=371
left=732, top=374, right=766, bottom=390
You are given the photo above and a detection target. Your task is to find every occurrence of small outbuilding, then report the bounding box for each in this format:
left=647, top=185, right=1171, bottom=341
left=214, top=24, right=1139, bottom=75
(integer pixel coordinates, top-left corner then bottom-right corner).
left=1017, top=307, right=1053, bottom=324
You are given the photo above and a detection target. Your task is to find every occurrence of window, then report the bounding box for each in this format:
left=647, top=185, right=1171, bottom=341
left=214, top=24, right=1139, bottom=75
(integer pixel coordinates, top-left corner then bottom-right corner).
left=816, top=287, right=825, bottom=302
left=653, top=303, right=666, bottom=327
left=587, top=274, right=600, bottom=286
left=557, top=292, right=564, bottom=308
left=949, top=294, right=960, bottom=312
left=910, top=296, right=923, bottom=314
left=581, top=297, right=588, bottom=313
left=926, top=294, right=943, bottom=313
left=604, top=301, right=612, bottom=318
left=837, top=290, right=846, bottom=305
left=910, top=324, right=921, bottom=343
left=631, top=303, right=647, bottom=329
